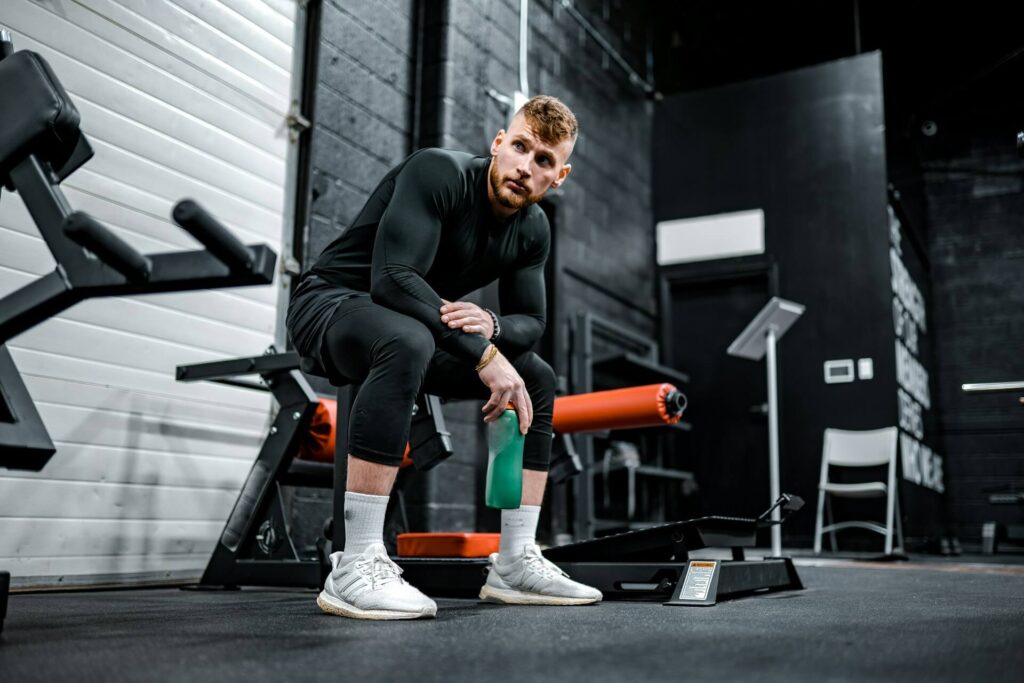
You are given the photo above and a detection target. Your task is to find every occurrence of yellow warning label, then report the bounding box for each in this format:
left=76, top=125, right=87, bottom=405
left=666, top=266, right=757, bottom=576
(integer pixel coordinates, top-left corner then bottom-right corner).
left=691, top=561, right=716, bottom=568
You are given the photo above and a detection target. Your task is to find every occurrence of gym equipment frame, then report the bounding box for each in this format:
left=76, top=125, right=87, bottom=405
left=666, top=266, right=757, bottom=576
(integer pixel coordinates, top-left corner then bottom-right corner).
left=0, top=31, right=277, bottom=632
left=0, top=41, right=276, bottom=470
left=569, top=310, right=692, bottom=540
left=177, top=352, right=454, bottom=589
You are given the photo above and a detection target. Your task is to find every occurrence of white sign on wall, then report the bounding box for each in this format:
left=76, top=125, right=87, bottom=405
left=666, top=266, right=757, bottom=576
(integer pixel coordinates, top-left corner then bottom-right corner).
left=656, top=209, right=765, bottom=265
left=889, top=205, right=944, bottom=493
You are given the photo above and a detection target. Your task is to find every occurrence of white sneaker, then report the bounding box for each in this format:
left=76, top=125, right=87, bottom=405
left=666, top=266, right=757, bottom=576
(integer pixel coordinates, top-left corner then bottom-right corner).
left=479, top=543, right=603, bottom=606
left=317, top=543, right=437, bottom=620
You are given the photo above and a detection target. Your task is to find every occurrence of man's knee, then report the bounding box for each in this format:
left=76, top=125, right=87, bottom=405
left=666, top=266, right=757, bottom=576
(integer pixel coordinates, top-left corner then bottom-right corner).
left=380, top=325, right=435, bottom=374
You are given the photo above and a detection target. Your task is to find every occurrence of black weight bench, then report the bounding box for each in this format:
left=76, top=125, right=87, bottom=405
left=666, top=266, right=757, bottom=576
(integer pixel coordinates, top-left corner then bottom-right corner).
left=178, top=349, right=806, bottom=605
left=176, top=350, right=455, bottom=588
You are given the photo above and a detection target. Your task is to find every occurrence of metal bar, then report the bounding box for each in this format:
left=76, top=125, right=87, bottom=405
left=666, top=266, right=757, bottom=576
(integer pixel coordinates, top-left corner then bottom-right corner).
left=0, top=271, right=72, bottom=345
left=89, top=246, right=276, bottom=295
left=587, top=309, right=660, bottom=359
left=7, top=156, right=81, bottom=267
left=172, top=200, right=254, bottom=272
left=1, top=247, right=273, bottom=345
left=210, top=378, right=268, bottom=392
left=198, top=368, right=318, bottom=586
left=572, top=312, right=595, bottom=541
left=0, top=344, right=56, bottom=470
left=176, top=352, right=300, bottom=382
left=64, top=212, right=151, bottom=282
left=962, top=381, right=1024, bottom=393
left=766, top=328, right=782, bottom=557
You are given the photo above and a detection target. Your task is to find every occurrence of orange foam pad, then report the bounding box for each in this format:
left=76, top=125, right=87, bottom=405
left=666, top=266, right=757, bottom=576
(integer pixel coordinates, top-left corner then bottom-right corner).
left=297, top=399, right=337, bottom=462
left=397, top=532, right=500, bottom=558
left=552, top=383, right=682, bottom=434
left=296, top=399, right=412, bottom=466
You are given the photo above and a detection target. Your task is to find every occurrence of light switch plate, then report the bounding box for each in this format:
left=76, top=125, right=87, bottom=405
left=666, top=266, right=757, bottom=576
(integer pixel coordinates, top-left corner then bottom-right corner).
left=824, top=359, right=855, bottom=384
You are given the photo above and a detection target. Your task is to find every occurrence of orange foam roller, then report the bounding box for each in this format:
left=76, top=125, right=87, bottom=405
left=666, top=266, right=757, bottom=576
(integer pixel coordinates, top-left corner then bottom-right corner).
left=552, top=383, right=687, bottom=434
left=298, top=399, right=337, bottom=462
left=297, top=398, right=413, bottom=466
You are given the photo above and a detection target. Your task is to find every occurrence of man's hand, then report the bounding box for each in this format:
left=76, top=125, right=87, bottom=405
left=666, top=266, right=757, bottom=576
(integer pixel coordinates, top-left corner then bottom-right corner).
left=440, top=301, right=494, bottom=339
left=477, top=346, right=532, bottom=434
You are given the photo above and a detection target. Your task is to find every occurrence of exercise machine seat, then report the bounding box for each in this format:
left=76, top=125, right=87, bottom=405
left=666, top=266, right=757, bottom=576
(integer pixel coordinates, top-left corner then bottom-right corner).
left=0, top=51, right=89, bottom=184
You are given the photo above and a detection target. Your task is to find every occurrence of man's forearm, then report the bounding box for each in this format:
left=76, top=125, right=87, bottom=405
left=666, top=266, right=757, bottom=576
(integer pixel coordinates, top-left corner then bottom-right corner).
left=371, top=266, right=490, bottom=362
left=492, top=312, right=545, bottom=354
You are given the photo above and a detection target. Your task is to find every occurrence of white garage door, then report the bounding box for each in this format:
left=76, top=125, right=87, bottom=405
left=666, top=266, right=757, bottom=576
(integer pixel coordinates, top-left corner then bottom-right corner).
left=0, top=0, right=298, bottom=587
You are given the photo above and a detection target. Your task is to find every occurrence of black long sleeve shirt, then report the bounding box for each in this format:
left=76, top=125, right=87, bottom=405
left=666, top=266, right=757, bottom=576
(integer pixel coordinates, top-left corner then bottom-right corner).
left=309, top=148, right=550, bottom=362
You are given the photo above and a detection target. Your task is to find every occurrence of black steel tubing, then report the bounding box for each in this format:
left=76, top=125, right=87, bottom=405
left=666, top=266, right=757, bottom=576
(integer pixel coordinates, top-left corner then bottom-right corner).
left=172, top=199, right=254, bottom=271
left=63, top=211, right=151, bottom=282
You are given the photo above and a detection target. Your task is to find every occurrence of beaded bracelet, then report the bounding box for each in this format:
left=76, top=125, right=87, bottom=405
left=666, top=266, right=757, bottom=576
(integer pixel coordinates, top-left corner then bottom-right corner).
left=485, top=308, right=501, bottom=341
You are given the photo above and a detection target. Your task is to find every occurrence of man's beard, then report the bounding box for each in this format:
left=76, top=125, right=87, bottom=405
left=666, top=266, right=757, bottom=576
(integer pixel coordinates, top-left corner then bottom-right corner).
left=489, top=160, right=536, bottom=211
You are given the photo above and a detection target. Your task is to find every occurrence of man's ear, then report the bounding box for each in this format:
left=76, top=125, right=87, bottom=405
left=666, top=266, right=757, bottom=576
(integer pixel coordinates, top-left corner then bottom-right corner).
left=490, top=129, right=506, bottom=157
left=551, top=163, right=572, bottom=188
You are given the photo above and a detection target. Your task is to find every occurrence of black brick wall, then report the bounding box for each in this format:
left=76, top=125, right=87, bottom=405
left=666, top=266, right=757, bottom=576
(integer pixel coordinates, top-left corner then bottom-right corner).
left=300, top=0, right=657, bottom=538
left=303, top=0, right=416, bottom=268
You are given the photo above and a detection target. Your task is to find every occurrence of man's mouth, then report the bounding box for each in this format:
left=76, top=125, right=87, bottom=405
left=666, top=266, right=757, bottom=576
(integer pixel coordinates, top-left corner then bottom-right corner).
left=506, top=179, right=527, bottom=194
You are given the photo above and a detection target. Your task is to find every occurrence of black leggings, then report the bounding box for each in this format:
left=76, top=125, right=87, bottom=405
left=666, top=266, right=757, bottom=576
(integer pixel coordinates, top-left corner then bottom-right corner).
left=320, top=294, right=555, bottom=471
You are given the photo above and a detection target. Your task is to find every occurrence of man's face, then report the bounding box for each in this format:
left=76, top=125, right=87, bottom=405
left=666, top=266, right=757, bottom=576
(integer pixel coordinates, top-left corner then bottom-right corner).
left=488, top=114, right=574, bottom=215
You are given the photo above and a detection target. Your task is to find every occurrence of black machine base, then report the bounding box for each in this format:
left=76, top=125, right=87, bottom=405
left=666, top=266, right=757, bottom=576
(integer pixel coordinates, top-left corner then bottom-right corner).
left=180, top=346, right=807, bottom=604
left=396, top=504, right=805, bottom=604
left=397, top=557, right=801, bottom=603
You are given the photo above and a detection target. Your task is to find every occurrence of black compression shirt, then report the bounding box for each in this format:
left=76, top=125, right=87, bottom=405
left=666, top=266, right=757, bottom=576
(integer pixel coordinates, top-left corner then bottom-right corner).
left=308, top=148, right=550, bottom=363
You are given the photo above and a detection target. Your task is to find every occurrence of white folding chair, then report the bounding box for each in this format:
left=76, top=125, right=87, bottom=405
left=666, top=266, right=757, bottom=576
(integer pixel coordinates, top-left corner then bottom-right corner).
left=813, top=427, right=903, bottom=555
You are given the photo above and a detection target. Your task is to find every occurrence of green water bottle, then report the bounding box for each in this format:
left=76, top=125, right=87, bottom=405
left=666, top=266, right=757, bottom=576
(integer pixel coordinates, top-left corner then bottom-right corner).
left=485, top=405, right=524, bottom=509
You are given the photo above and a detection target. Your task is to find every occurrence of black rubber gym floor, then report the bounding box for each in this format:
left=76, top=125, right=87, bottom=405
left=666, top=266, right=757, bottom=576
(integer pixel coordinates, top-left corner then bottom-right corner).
left=2, top=560, right=1023, bottom=682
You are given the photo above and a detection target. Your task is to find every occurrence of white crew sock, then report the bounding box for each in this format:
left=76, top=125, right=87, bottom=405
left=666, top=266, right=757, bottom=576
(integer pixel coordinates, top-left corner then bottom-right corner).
left=499, top=505, right=541, bottom=560
left=341, top=491, right=390, bottom=559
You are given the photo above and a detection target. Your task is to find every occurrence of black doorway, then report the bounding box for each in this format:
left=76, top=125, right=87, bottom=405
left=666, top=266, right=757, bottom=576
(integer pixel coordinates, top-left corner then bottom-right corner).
left=660, top=256, right=779, bottom=520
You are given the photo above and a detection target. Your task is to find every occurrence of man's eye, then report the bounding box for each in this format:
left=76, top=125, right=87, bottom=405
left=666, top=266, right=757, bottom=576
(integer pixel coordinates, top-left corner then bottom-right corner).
left=513, top=141, right=525, bottom=151
left=537, top=156, right=551, bottom=166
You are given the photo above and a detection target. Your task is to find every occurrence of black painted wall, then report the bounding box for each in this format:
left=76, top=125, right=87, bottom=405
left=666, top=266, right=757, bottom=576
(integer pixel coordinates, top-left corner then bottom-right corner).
left=653, top=54, right=926, bottom=545
left=296, top=0, right=656, bottom=540
left=924, top=130, right=1024, bottom=549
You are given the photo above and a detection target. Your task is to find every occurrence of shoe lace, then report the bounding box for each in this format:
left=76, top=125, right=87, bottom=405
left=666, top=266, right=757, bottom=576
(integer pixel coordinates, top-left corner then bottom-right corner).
left=522, top=548, right=568, bottom=580
left=357, top=554, right=405, bottom=589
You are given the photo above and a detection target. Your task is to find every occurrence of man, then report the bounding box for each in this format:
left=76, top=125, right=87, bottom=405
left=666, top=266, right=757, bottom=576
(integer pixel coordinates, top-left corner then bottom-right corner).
left=287, top=95, right=601, bottom=620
